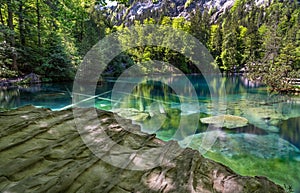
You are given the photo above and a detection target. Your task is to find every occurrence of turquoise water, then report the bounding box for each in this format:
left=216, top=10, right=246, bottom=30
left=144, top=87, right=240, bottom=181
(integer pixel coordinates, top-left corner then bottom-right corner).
left=1, top=75, right=300, bottom=191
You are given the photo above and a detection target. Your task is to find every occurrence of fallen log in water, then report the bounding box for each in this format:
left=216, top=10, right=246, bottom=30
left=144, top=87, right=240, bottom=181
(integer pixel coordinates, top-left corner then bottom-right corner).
left=0, top=106, right=285, bottom=193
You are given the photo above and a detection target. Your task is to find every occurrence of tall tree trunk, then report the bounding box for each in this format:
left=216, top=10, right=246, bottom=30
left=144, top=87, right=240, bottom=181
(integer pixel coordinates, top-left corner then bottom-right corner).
left=6, top=0, right=14, bottom=44
left=36, top=0, right=41, bottom=47
left=7, top=0, right=14, bottom=43
left=18, top=0, right=25, bottom=46
left=6, top=0, right=18, bottom=71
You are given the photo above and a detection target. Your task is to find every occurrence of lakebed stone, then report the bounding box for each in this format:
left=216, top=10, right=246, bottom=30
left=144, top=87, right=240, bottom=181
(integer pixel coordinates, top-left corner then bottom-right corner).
left=200, top=114, right=249, bottom=129
left=113, top=108, right=150, bottom=121
left=0, top=106, right=285, bottom=193
left=232, top=94, right=300, bottom=133
left=203, top=93, right=300, bottom=133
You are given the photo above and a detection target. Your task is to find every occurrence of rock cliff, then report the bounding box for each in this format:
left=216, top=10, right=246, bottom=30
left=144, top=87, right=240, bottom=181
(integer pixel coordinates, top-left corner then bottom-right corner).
left=101, top=0, right=270, bottom=25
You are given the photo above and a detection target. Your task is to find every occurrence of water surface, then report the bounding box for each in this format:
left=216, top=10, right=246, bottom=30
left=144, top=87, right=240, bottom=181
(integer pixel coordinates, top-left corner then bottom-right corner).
left=1, top=75, right=300, bottom=191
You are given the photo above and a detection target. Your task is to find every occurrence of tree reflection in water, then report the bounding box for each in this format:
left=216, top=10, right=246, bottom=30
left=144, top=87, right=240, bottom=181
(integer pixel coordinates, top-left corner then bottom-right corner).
left=0, top=86, right=21, bottom=109
left=0, top=83, right=73, bottom=110
left=280, top=116, right=300, bottom=149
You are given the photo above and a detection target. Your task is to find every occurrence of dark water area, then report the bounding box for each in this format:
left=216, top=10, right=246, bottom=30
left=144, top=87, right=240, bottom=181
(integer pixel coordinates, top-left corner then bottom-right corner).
left=0, top=81, right=114, bottom=110
left=223, top=124, right=268, bottom=135
left=0, top=83, right=73, bottom=110
left=279, top=116, right=300, bottom=149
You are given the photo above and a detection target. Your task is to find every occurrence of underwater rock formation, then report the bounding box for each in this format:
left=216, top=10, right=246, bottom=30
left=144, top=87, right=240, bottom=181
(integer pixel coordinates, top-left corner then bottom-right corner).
left=200, top=114, right=249, bottom=129
left=0, top=106, right=285, bottom=193
left=179, top=131, right=300, bottom=159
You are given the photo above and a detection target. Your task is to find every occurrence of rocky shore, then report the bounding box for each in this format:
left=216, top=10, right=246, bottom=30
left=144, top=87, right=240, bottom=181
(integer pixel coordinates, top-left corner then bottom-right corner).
left=0, top=73, right=41, bottom=87
left=0, top=106, right=285, bottom=193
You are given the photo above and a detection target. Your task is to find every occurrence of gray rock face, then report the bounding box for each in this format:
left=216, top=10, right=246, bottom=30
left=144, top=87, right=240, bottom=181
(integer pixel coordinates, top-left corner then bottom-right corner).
left=0, top=106, right=285, bottom=193
left=100, top=0, right=232, bottom=26
left=101, top=0, right=270, bottom=26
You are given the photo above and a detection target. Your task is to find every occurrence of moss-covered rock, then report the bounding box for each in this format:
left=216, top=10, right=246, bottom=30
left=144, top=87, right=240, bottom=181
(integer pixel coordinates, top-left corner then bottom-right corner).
left=0, top=106, right=285, bottom=193
left=113, top=108, right=150, bottom=121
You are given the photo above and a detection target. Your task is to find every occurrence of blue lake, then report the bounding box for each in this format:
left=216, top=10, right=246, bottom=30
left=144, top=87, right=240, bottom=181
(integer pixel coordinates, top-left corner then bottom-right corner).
left=1, top=75, right=300, bottom=191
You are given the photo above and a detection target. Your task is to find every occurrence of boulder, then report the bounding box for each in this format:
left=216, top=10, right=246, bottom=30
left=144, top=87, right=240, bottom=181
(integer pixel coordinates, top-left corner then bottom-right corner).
left=0, top=106, right=285, bottom=193
left=24, top=73, right=41, bottom=84
left=200, top=114, right=248, bottom=129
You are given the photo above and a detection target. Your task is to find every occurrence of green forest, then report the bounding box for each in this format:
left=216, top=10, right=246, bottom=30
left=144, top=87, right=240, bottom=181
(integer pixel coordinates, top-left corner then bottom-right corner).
left=0, top=0, right=299, bottom=91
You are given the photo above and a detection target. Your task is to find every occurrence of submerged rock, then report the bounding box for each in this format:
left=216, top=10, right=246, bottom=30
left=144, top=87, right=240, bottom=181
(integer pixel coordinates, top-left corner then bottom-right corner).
left=200, top=114, right=248, bottom=129
left=0, top=106, right=285, bottom=193
left=180, top=131, right=300, bottom=159
left=242, top=107, right=282, bottom=132
left=113, top=107, right=150, bottom=121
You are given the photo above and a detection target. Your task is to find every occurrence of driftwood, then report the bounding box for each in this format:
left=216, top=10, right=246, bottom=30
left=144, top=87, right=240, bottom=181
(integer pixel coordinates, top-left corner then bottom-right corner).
left=0, top=106, right=285, bottom=193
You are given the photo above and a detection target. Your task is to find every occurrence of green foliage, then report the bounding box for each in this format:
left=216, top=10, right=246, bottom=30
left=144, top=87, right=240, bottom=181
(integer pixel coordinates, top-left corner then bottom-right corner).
left=109, top=16, right=199, bottom=75
left=0, top=36, right=17, bottom=78
left=0, top=0, right=106, bottom=81
left=220, top=23, right=244, bottom=72
left=0, top=0, right=299, bottom=91
left=243, top=0, right=300, bottom=92
left=34, top=33, right=75, bottom=82
left=208, top=24, right=222, bottom=66
left=184, top=0, right=193, bottom=8
left=103, top=53, right=134, bottom=77
left=203, top=0, right=300, bottom=92
left=190, top=9, right=210, bottom=46
left=172, top=17, right=191, bottom=31
left=103, top=0, right=299, bottom=85
left=160, top=16, right=172, bottom=26
left=230, top=0, right=243, bottom=13
left=283, top=184, right=294, bottom=193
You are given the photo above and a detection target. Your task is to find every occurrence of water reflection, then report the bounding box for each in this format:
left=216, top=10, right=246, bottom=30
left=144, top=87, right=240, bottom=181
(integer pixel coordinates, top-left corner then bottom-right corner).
left=280, top=117, right=300, bottom=149
left=0, top=83, right=72, bottom=110
left=101, top=76, right=300, bottom=148
left=94, top=75, right=300, bottom=140
left=0, top=86, right=21, bottom=109
left=239, top=76, right=263, bottom=88
left=1, top=75, right=300, bottom=191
